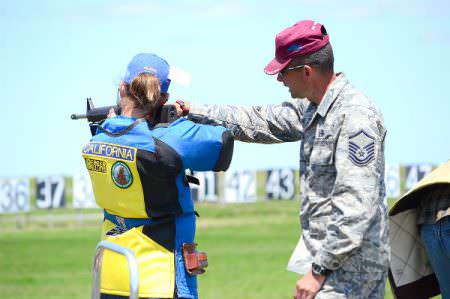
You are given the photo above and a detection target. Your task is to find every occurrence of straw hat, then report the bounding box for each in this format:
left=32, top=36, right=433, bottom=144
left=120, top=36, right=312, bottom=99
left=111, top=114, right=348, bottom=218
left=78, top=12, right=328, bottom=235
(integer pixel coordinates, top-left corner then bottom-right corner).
left=390, top=161, right=450, bottom=215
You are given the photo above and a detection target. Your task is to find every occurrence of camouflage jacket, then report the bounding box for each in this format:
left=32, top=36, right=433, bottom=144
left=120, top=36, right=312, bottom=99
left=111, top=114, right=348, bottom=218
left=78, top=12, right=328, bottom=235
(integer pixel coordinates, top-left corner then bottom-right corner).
left=189, top=73, right=389, bottom=275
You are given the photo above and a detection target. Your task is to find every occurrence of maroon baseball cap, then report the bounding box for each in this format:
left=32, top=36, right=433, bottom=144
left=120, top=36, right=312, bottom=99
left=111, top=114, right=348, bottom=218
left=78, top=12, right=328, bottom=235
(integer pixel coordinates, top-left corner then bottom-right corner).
left=264, top=20, right=330, bottom=75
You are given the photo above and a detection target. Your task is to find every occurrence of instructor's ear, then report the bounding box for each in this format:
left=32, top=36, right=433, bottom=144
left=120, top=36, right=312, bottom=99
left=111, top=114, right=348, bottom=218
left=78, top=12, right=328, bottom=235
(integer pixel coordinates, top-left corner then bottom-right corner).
left=303, top=65, right=313, bottom=78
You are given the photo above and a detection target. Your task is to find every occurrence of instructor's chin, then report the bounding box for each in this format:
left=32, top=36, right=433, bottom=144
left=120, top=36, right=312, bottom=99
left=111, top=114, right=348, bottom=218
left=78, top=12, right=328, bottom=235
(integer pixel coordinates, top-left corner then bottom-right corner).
left=289, top=90, right=299, bottom=99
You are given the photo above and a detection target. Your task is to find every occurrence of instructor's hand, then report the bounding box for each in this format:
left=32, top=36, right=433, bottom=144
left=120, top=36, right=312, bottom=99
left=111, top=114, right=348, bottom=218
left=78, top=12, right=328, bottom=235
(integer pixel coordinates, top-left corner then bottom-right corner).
left=175, top=100, right=190, bottom=117
left=294, top=270, right=326, bottom=299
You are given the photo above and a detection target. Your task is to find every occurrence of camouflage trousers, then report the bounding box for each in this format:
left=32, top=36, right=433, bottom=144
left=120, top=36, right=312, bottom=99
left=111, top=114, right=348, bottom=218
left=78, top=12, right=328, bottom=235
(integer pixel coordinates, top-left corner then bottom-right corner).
left=315, top=269, right=387, bottom=299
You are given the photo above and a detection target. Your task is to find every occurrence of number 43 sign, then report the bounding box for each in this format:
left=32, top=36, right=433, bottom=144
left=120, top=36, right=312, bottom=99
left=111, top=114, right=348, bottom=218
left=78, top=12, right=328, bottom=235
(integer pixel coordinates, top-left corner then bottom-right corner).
left=265, top=169, right=295, bottom=200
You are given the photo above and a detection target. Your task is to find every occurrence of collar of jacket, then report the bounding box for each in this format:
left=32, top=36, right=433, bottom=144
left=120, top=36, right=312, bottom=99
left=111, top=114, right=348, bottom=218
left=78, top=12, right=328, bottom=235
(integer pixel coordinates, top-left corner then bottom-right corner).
left=316, top=72, right=349, bottom=118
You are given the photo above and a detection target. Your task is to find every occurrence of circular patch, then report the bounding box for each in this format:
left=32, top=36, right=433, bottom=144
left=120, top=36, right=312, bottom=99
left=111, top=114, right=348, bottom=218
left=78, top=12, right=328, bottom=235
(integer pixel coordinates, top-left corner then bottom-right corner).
left=111, top=161, right=133, bottom=188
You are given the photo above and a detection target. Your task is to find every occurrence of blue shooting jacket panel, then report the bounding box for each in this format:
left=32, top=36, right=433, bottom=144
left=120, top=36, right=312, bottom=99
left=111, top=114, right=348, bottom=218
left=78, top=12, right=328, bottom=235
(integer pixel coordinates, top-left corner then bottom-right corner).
left=91, top=115, right=229, bottom=299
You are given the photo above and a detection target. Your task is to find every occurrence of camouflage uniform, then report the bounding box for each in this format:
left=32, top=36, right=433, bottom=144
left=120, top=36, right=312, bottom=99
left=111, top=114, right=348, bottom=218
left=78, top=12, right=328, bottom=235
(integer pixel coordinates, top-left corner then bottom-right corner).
left=189, top=73, right=389, bottom=298
left=317, top=268, right=387, bottom=299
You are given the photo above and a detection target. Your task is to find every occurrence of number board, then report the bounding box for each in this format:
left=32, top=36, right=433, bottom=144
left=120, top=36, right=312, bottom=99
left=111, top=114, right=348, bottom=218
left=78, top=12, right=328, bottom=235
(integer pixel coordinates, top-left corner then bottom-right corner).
left=190, top=172, right=218, bottom=202
left=73, top=173, right=97, bottom=208
left=0, top=178, right=30, bottom=214
left=385, top=164, right=400, bottom=198
left=265, top=168, right=295, bottom=200
left=35, top=176, right=66, bottom=209
left=404, top=164, right=433, bottom=192
left=224, top=170, right=256, bottom=203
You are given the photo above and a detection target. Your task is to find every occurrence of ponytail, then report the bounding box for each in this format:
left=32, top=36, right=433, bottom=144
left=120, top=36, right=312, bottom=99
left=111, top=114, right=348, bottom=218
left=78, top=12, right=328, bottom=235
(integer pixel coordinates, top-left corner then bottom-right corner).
left=123, top=73, right=163, bottom=114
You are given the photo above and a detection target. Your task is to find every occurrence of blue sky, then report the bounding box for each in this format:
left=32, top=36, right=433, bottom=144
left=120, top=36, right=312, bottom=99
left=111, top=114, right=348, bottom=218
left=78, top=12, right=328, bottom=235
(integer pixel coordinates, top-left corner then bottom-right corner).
left=1, top=0, right=449, bottom=176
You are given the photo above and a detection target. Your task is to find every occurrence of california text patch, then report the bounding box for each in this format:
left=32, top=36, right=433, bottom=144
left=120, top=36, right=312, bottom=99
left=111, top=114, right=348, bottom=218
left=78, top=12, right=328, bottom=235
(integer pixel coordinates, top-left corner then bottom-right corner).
left=82, top=142, right=136, bottom=162
left=348, top=130, right=375, bottom=167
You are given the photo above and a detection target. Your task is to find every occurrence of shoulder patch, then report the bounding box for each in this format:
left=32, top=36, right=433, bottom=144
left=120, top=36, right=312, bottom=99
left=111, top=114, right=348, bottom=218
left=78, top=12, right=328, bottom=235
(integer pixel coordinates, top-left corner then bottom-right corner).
left=348, top=130, right=375, bottom=167
left=111, top=161, right=133, bottom=188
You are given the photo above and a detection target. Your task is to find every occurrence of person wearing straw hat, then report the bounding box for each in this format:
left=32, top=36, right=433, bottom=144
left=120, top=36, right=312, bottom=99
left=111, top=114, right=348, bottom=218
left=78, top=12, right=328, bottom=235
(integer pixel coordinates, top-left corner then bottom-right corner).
left=177, top=20, right=389, bottom=299
left=389, top=161, right=450, bottom=299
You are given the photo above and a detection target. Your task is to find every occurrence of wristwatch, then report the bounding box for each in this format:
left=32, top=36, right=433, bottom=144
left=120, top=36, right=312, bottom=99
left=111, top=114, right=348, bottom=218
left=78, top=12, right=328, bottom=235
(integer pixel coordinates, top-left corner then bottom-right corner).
left=311, top=263, right=331, bottom=277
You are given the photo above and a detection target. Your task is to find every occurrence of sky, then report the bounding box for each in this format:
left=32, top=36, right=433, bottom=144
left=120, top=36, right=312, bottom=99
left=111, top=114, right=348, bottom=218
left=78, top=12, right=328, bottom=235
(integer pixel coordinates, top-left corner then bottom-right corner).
left=1, top=0, right=449, bottom=176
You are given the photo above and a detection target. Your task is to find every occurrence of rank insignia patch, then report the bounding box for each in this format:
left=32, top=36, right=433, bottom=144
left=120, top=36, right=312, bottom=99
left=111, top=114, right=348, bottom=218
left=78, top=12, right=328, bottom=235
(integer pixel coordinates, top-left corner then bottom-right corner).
left=111, top=161, right=133, bottom=188
left=348, top=130, right=375, bottom=167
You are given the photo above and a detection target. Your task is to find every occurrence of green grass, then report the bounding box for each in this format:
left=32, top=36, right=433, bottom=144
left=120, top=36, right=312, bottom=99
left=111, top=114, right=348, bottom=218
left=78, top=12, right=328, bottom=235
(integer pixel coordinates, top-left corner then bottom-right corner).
left=0, top=200, right=438, bottom=299
left=0, top=227, right=99, bottom=298
left=196, top=201, right=301, bottom=299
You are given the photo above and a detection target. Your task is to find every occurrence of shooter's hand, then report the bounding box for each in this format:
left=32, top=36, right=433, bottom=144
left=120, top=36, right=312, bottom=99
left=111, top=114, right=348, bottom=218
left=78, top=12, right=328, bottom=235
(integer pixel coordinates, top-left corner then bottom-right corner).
left=175, top=100, right=190, bottom=117
left=107, top=107, right=117, bottom=118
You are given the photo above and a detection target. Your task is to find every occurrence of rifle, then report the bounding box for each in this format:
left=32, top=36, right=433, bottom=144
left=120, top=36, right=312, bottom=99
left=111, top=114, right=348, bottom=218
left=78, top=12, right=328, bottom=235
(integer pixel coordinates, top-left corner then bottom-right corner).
left=71, top=98, right=179, bottom=135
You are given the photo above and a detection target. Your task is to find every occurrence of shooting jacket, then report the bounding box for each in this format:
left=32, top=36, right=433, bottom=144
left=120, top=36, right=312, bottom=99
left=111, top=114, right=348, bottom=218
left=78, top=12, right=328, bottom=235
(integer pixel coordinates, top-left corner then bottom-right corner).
left=82, top=116, right=233, bottom=299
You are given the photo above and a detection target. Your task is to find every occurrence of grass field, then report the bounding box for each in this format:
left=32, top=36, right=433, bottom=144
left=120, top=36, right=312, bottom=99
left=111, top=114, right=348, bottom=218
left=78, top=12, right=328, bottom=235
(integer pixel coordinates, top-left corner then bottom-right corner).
left=0, top=201, right=439, bottom=299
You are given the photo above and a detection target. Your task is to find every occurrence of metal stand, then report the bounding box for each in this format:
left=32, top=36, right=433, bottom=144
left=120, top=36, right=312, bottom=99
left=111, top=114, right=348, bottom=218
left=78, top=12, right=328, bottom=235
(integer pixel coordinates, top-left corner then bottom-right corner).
left=91, top=240, right=139, bottom=299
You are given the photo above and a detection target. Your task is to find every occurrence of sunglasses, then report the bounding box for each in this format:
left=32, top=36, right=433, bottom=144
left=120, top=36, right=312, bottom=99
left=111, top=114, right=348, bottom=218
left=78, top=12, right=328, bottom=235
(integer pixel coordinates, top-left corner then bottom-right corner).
left=278, top=64, right=306, bottom=78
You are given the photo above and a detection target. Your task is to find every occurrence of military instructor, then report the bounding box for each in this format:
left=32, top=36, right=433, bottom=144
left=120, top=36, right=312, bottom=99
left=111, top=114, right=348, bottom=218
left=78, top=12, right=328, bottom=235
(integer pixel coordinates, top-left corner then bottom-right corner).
left=177, top=20, right=389, bottom=298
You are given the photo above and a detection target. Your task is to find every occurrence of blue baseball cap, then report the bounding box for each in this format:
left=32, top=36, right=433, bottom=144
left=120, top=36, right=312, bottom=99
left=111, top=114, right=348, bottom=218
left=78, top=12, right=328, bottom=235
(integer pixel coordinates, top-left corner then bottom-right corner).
left=123, top=53, right=171, bottom=93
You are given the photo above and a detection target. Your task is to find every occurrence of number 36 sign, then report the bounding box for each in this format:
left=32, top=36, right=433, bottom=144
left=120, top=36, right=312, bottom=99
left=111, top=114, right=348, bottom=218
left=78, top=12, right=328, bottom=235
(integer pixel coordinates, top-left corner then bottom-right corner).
left=0, top=179, right=30, bottom=214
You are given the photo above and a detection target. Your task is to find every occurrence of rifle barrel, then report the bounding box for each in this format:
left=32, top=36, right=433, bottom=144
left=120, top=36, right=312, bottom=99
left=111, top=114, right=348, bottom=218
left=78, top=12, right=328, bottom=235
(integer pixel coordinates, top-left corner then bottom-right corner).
left=71, top=113, right=87, bottom=120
